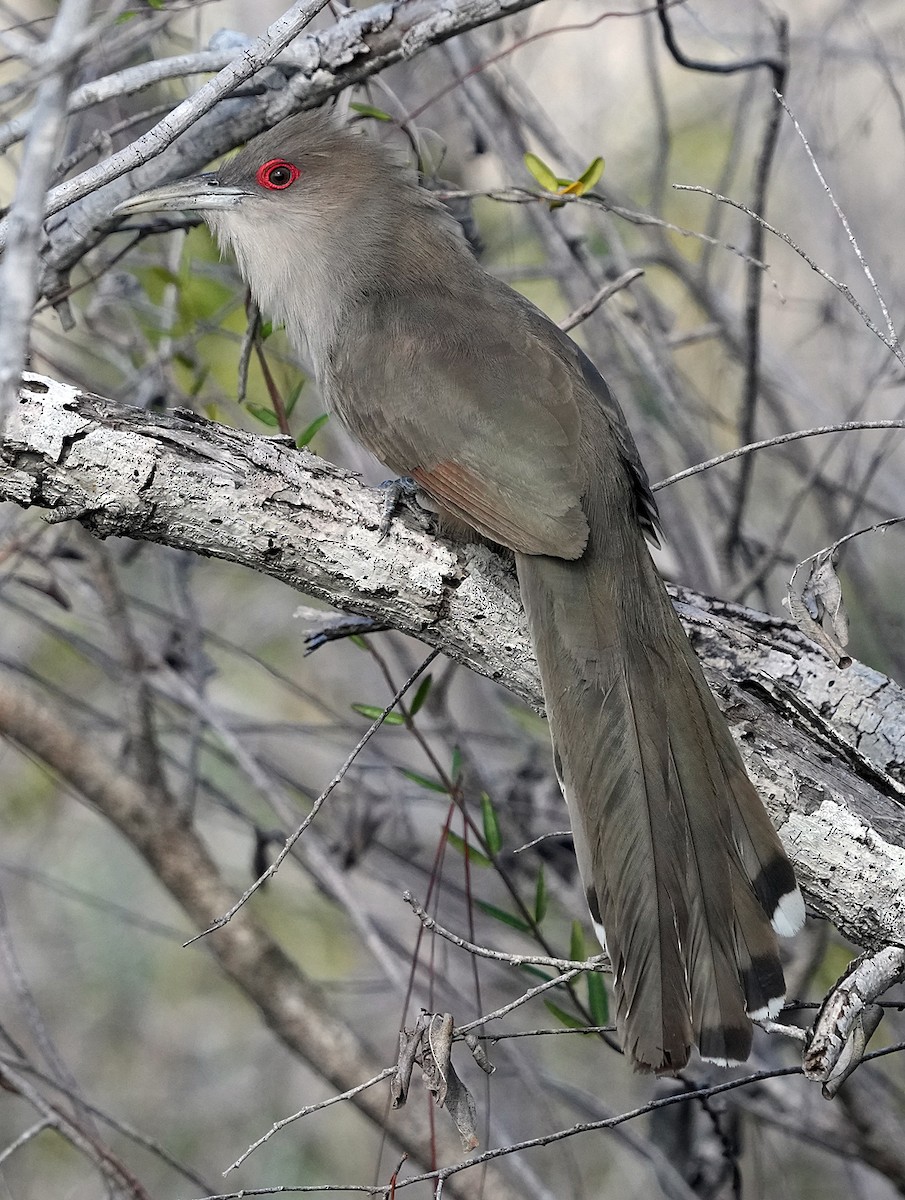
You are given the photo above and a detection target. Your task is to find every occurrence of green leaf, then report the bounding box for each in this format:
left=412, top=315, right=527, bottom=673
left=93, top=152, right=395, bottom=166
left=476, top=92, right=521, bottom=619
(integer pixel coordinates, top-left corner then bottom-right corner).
left=408, top=673, right=433, bottom=716
left=349, top=634, right=368, bottom=650
left=474, top=900, right=532, bottom=932
left=259, top=320, right=274, bottom=339
left=146, top=266, right=180, bottom=287
left=351, top=702, right=405, bottom=726
left=296, top=412, right=329, bottom=448
left=446, top=830, right=492, bottom=867
left=577, top=155, right=605, bottom=192
left=349, top=101, right=393, bottom=122
left=586, top=971, right=609, bottom=1026
left=399, top=767, right=447, bottom=794
left=284, top=380, right=305, bottom=417
left=534, top=867, right=548, bottom=924
left=544, top=1000, right=587, bottom=1030
left=524, top=152, right=559, bottom=192
left=450, top=745, right=463, bottom=783
left=245, top=403, right=280, bottom=427
left=520, top=964, right=554, bottom=982
left=569, top=920, right=586, bottom=964
left=480, top=793, right=501, bottom=856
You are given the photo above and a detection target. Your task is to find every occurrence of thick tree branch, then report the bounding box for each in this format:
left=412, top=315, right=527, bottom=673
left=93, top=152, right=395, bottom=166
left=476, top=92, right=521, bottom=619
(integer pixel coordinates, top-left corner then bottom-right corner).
left=0, top=663, right=519, bottom=1200
left=3, top=374, right=905, bottom=960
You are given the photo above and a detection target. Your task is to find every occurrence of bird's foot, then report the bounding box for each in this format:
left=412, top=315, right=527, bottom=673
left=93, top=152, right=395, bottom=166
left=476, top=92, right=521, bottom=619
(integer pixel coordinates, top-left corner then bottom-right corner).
left=377, top=476, right=434, bottom=539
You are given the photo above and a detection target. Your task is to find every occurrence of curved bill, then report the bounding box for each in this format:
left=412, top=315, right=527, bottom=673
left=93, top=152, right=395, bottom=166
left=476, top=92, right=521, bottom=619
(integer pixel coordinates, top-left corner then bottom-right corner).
left=114, top=174, right=250, bottom=217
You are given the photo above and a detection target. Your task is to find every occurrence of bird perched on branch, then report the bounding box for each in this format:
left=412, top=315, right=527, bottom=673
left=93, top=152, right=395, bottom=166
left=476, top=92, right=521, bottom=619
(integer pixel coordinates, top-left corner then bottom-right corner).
left=116, top=109, right=803, bottom=1073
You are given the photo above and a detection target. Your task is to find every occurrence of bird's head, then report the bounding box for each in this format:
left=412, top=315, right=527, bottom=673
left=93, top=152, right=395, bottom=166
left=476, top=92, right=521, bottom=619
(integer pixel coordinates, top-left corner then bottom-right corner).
left=114, top=110, right=415, bottom=351
left=113, top=110, right=398, bottom=235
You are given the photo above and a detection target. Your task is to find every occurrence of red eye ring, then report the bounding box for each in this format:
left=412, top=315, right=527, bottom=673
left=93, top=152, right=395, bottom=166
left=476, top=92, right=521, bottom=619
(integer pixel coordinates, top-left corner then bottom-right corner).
left=256, top=159, right=301, bottom=190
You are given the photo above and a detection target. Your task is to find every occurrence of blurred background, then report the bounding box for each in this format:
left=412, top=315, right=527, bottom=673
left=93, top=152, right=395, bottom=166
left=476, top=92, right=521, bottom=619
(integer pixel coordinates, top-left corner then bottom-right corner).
left=2, top=1, right=905, bottom=1197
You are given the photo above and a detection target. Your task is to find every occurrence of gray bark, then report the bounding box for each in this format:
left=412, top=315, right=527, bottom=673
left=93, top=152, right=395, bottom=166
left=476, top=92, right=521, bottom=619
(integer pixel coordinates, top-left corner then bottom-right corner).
left=3, top=372, right=905, bottom=957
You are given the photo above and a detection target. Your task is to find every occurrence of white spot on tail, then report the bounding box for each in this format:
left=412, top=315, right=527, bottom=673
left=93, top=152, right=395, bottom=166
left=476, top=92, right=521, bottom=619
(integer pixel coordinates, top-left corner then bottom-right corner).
left=701, top=1054, right=745, bottom=1068
left=592, top=921, right=608, bottom=955
left=748, top=994, right=784, bottom=1021
left=772, top=886, right=805, bottom=937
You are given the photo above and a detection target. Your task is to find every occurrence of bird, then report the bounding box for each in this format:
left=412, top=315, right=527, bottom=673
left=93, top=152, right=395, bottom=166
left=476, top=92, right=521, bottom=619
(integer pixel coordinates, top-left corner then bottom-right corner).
left=115, top=109, right=804, bottom=1073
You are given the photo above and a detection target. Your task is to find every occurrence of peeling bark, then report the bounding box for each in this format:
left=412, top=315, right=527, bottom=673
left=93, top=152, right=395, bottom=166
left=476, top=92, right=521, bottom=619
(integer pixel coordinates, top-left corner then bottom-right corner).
left=3, top=372, right=905, bottom=956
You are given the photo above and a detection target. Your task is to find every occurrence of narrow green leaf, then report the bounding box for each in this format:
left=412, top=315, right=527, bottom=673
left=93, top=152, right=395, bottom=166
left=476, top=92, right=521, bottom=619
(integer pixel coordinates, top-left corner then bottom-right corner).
left=296, top=412, right=329, bottom=448
left=284, top=380, right=305, bottom=417
left=534, top=867, right=548, bottom=924
left=450, top=745, right=463, bottom=783
left=446, top=830, right=492, bottom=867
left=480, top=793, right=502, bottom=856
left=577, top=155, right=605, bottom=191
left=520, top=964, right=554, bottom=982
left=246, top=402, right=280, bottom=427
left=586, top=971, right=609, bottom=1026
left=349, top=634, right=368, bottom=650
left=544, top=1000, right=587, bottom=1030
left=408, top=673, right=433, bottom=716
left=349, top=101, right=393, bottom=122
left=399, top=767, right=447, bottom=794
left=351, top=702, right=405, bottom=726
left=524, top=152, right=559, bottom=192
left=569, top=920, right=586, bottom=964
left=147, top=266, right=180, bottom=286
left=474, top=900, right=532, bottom=932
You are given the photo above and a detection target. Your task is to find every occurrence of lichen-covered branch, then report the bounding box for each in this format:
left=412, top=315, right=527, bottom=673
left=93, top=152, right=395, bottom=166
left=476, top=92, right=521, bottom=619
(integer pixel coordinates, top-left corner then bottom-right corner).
left=3, top=372, right=905, bottom=957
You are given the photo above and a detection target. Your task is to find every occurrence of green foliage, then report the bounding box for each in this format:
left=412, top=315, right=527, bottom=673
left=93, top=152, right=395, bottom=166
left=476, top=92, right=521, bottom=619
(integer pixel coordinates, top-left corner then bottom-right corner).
left=586, top=970, right=609, bottom=1025
left=408, top=673, right=433, bottom=716
left=480, top=792, right=501, bottom=855
left=245, top=403, right=280, bottom=428
left=523, top=151, right=605, bottom=209
left=544, top=1000, right=587, bottom=1029
left=399, top=767, right=447, bottom=793
left=351, top=702, right=405, bottom=726
left=349, top=102, right=393, bottom=122
left=474, top=899, right=532, bottom=932
left=446, top=830, right=492, bottom=867
left=296, top=412, right=328, bottom=448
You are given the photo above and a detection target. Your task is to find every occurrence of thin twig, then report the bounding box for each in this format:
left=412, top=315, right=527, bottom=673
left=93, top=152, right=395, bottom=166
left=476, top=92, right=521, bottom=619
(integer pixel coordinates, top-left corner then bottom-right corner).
left=653, top=420, right=905, bottom=491
left=225, top=1067, right=397, bottom=1174
left=673, top=184, right=905, bottom=363
left=184, top=651, right=438, bottom=945
left=403, top=892, right=604, bottom=973
left=558, top=269, right=643, bottom=332
left=776, top=90, right=901, bottom=356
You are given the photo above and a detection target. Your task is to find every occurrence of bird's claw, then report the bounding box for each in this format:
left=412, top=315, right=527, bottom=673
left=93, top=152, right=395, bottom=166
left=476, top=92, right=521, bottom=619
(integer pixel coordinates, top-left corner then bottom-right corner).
left=377, top=476, right=428, bottom=539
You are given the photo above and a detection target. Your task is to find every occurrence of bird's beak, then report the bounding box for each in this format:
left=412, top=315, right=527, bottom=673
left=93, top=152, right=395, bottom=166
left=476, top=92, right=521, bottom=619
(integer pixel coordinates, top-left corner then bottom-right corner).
left=113, top=173, right=250, bottom=217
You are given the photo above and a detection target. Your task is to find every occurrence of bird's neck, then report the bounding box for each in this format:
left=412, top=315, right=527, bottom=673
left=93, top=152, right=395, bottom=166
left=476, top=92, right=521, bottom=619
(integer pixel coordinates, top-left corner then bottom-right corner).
left=209, top=178, right=470, bottom=375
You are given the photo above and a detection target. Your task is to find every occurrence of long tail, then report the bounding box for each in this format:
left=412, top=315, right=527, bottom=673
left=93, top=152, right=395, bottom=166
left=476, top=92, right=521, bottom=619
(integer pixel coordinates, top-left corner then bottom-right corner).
left=515, top=506, right=803, bottom=1073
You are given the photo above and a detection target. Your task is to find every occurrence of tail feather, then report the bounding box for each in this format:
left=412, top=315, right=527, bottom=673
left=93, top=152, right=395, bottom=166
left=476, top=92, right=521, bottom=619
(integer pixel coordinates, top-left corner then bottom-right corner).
left=516, top=512, right=801, bottom=1074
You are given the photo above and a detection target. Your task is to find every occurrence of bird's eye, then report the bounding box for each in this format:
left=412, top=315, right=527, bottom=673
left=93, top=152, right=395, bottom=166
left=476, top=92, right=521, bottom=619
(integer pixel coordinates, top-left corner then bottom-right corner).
left=256, top=159, right=300, bottom=191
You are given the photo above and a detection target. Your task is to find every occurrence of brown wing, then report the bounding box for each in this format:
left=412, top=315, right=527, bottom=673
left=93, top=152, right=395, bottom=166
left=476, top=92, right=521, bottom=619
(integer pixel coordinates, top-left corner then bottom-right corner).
left=326, top=276, right=608, bottom=559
